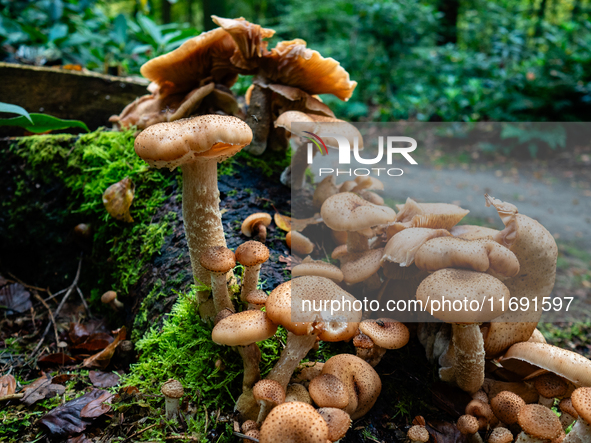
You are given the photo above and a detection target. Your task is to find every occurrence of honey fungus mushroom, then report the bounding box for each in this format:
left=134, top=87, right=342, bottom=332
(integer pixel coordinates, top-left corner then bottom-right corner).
left=564, top=387, right=591, bottom=442
left=134, top=115, right=252, bottom=286
left=387, top=198, right=470, bottom=236
left=258, top=401, right=329, bottom=443
left=241, top=213, right=272, bottom=243
left=200, top=246, right=236, bottom=313
left=517, top=404, right=563, bottom=443
left=235, top=241, right=270, bottom=303
left=354, top=318, right=410, bottom=367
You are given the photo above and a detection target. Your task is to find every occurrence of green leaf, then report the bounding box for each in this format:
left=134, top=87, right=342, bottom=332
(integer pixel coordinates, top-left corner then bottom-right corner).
left=0, top=102, right=33, bottom=124
left=0, top=114, right=89, bottom=133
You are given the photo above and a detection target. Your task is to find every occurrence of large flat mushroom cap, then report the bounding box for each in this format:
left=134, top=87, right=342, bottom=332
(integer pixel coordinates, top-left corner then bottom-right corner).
left=260, top=39, right=357, bottom=101
left=211, top=310, right=278, bottom=346
left=359, top=319, right=409, bottom=350
left=259, top=401, right=329, bottom=443
left=415, top=268, right=509, bottom=323
left=517, top=404, right=562, bottom=440
left=140, top=27, right=237, bottom=93
left=341, top=248, right=384, bottom=284
left=451, top=224, right=500, bottom=240
left=134, top=115, right=253, bottom=169
left=571, top=387, right=591, bottom=423
left=382, top=227, right=451, bottom=268
left=321, top=192, right=396, bottom=232
left=500, top=342, right=591, bottom=387
left=387, top=198, right=470, bottom=235
left=292, top=260, right=344, bottom=283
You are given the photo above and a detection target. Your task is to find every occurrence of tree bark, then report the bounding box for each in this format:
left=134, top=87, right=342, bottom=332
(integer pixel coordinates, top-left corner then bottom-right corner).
left=437, top=0, right=460, bottom=45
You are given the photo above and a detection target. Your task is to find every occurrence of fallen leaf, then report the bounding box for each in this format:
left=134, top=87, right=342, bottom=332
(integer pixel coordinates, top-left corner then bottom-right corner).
left=103, top=177, right=135, bottom=223
left=82, top=327, right=126, bottom=369
left=89, top=371, right=120, bottom=388
left=20, top=374, right=66, bottom=406
left=69, top=322, right=90, bottom=345
left=274, top=213, right=292, bottom=231
left=0, top=374, right=16, bottom=396
left=426, top=419, right=469, bottom=443
left=0, top=283, right=32, bottom=313
left=67, top=435, right=92, bottom=443
left=39, top=389, right=109, bottom=437
left=52, top=374, right=76, bottom=384
left=38, top=353, right=78, bottom=367
left=80, top=390, right=113, bottom=418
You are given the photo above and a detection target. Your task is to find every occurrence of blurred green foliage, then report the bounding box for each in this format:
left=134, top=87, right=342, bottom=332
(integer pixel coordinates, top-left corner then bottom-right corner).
left=1, top=0, right=590, bottom=123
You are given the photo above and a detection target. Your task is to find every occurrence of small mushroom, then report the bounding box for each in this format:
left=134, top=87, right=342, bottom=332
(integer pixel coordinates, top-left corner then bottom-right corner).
left=407, top=425, right=430, bottom=443
left=241, top=213, right=272, bottom=243
left=488, top=427, right=513, bottom=443
left=284, top=383, right=311, bottom=404
left=490, top=391, right=525, bottom=425
left=245, top=289, right=268, bottom=310
left=534, top=373, right=569, bottom=407
left=341, top=248, right=384, bottom=285
left=235, top=241, right=270, bottom=303
left=286, top=230, right=314, bottom=255
left=252, top=379, right=285, bottom=423
left=292, top=257, right=343, bottom=283
left=318, top=408, right=351, bottom=442
left=259, top=401, right=329, bottom=443
left=200, top=246, right=236, bottom=313
left=101, top=290, right=123, bottom=311
left=308, top=374, right=349, bottom=409
left=457, top=415, right=483, bottom=442
left=516, top=404, right=562, bottom=443
left=161, top=379, right=184, bottom=420
left=354, top=318, right=409, bottom=367
left=559, top=398, right=578, bottom=430
left=564, top=387, right=591, bottom=442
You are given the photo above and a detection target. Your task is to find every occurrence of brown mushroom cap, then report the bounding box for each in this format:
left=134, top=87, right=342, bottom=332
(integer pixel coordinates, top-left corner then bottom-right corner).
left=358, top=319, right=409, bottom=350
left=245, top=289, right=268, bottom=307
left=382, top=228, right=452, bottom=268
left=235, top=240, right=270, bottom=266
left=318, top=408, right=351, bottom=442
left=322, top=354, right=382, bottom=420
left=450, top=224, right=500, bottom=240
left=211, top=310, right=278, bottom=346
left=414, top=237, right=520, bottom=278
left=286, top=230, right=315, bottom=256
left=101, top=290, right=118, bottom=304
left=490, top=391, right=525, bottom=425
left=488, top=427, right=513, bottom=443
left=499, top=342, right=591, bottom=387
left=292, top=260, right=344, bottom=283
left=415, top=269, right=510, bottom=323
left=134, top=115, right=253, bottom=170
left=457, top=415, right=480, bottom=435
left=259, top=401, right=329, bottom=443
left=241, top=214, right=272, bottom=238
left=534, top=373, right=569, bottom=399
left=407, top=425, right=429, bottom=442
left=284, top=383, right=311, bottom=404
left=261, top=82, right=335, bottom=117
left=161, top=379, right=184, bottom=398
left=387, top=198, right=470, bottom=235
left=341, top=248, right=384, bottom=285
left=308, top=374, right=349, bottom=409
left=572, top=387, right=591, bottom=424
left=517, top=404, right=562, bottom=440
left=253, top=379, right=285, bottom=406
left=321, top=193, right=396, bottom=232
left=559, top=398, right=578, bottom=419
left=241, top=420, right=259, bottom=432
left=199, top=246, right=236, bottom=274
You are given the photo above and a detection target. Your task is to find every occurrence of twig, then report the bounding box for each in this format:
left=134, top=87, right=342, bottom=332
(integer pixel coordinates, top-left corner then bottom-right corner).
left=5, top=273, right=48, bottom=292
left=165, top=436, right=200, bottom=442
left=0, top=393, right=24, bottom=401
left=32, top=292, right=59, bottom=346
left=76, top=286, right=91, bottom=317
left=42, top=287, right=68, bottom=304
left=234, top=432, right=259, bottom=442
left=123, top=422, right=159, bottom=442
left=30, top=256, right=83, bottom=357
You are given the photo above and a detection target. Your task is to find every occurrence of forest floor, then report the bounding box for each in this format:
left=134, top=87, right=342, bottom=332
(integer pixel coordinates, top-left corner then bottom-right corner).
left=1, top=134, right=591, bottom=442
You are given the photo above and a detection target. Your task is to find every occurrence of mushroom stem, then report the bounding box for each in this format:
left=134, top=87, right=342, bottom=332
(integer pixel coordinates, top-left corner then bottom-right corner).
left=210, top=271, right=234, bottom=313
left=266, top=333, right=318, bottom=390
left=347, top=231, right=369, bottom=253
left=241, top=265, right=262, bottom=303
left=181, top=160, right=228, bottom=286
left=252, top=222, right=268, bottom=242
left=164, top=396, right=180, bottom=420
left=234, top=344, right=263, bottom=420
left=244, top=80, right=272, bottom=155
left=355, top=345, right=387, bottom=367
left=564, top=419, right=591, bottom=443
left=452, top=323, right=485, bottom=394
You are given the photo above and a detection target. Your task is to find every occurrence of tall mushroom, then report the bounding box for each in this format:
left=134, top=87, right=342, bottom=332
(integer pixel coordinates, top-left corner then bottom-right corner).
left=134, top=115, right=252, bottom=286
left=200, top=246, right=236, bottom=313
left=235, top=241, right=269, bottom=303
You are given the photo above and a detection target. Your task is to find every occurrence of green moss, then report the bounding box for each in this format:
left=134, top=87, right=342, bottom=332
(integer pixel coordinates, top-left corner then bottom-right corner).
left=218, top=147, right=291, bottom=178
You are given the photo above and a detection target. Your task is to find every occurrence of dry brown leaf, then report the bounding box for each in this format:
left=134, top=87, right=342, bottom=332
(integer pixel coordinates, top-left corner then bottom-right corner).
left=82, top=327, right=126, bottom=369
left=0, top=374, right=16, bottom=397
left=80, top=390, right=113, bottom=418
left=20, top=374, right=66, bottom=406
left=274, top=213, right=292, bottom=231
left=102, top=178, right=135, bottom=223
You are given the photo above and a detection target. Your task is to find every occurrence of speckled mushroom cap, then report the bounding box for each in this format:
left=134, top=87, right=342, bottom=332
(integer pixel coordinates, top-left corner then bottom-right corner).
left=387, top=198, right=470, bottom=235
left=265, top=277, right=361, bottom=341
left=382, top=228, right=452, bottom=268
left=284, top=383, right=311, bottom=404
left=292, top=259, right=344, bottom=283
left=559, top=398, right=578, bottom=419
left=253, top=379, right=285, bottom=406
left=101, top=290, right=117, bottom=304
left=321, top=354, right=381, bottom=420
left=490, top=391, right=525, bottom=425
left=499, top=342, right=591, bottom=387
left=358, top=319, right=409, bottom=350
left=488, top=427, right=513, bottom=443
left=258, top=82, right=335, bottom=117
left=240, top=214, right=272, bottom=238
left=341, top=248, right=384, bottom=285
left=286, top=230, right=315, bottom=256
left=407, top=425, right=429, bottom=442
left=321, top=193, right=396, bottom=232
left=259, top=401, right=329, bottom=443
left=308, top=374, right=349, bottom=409
left=161, top=379, right=184, bottom=398
left=211, top=310, right=277, bottom=346
left=572, top=387, right=591, bottom=423
left=534, top=373, right=569, bottom=399
left=235, top=240, right=270, bottom=267
left=353, top=176, right=384, bottom=192
left=318, top=408, right=351, bottom=442
left=517, top=404, right=562, bottom=440
left=134, top=115, right=253, bottom=170
left=457, top=415, right=479, bottom=435
left=199, top=246, right=236, bottom=274
left=414, top=237, right=520, bottom=278
left=415, top=269, right=510, bottom=323
left=245, top=289, right=268, bottom=306
left=450, top=225, right=500, bottom=240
